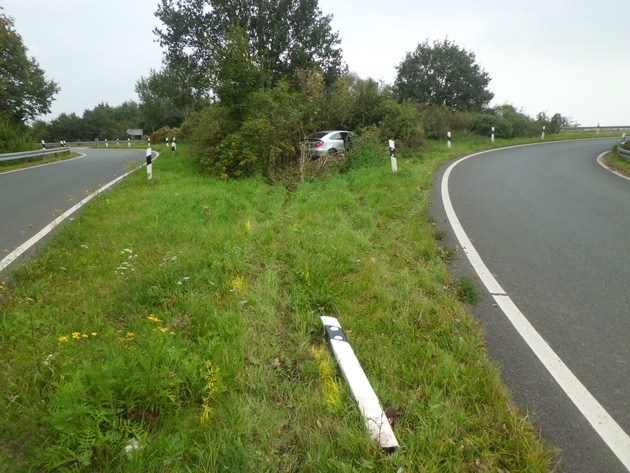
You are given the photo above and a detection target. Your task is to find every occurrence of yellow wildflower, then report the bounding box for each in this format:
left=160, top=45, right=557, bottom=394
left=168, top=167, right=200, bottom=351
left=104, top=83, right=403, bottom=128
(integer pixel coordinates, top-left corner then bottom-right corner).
left=148, top=315, right=162, bottom=323
left=82, top=334, right=88, bottom=338
left=58, top=336, right=68, bottom=343
left=91, top=332, right=97, bottom=337
left=245, top=220, right=252, bottom=232
left=72, top=332, right=80, bottom=340
left=229, top=275, right=246, bottom=294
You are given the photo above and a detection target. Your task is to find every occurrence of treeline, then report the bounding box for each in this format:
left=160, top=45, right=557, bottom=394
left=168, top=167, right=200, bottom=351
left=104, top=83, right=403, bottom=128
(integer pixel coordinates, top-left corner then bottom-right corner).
left=28, top=101, right=183, bottom=144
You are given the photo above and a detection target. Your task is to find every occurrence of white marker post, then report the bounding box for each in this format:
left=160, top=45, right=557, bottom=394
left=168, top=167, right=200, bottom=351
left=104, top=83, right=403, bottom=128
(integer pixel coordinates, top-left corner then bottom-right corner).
left=388, top=139, right=397, bottom=172
left=541, top=125, right=546, bottom=141
left=146, top=147, right=153, bottom=180
left=622, top=132, right=626, bottom=145
left=597, top=123, right=600, bottom=135
left=128, top=138, right=131, bottom=148
left=171, top=137, right=176, bottom=155
left=491, top=126, right=495, bottom=143
left=447, top=131, right=452, bottom=149
left=166, top=137, right=169, bottom=147
left=117, top=139, right=120, bottom=146
left=321, top=316, right=399, bottom=452
left=41, top=140, right=45, bottom=150
left=105, top=139, right=108, bottom=148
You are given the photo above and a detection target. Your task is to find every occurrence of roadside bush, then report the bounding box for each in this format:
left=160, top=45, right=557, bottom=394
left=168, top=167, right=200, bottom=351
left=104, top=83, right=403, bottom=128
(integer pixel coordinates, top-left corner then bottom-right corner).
left=422, top=105, right=471, bottom=140
left=150, top=126, right=181, bottom=145
left=494, top=104, right=532, bottom=137
left=341, top=127, right=388, bottom=171
left=470, top=113, right=514, bottom=139
left=0, top=112, right=33, bottom=152
left=191, top=83, right=307, bottom=180
left=201, top=118, right=274, bottom=179
left=188, top=105, right=240, bottom=157
left=378, top=99, right=425, bottom=150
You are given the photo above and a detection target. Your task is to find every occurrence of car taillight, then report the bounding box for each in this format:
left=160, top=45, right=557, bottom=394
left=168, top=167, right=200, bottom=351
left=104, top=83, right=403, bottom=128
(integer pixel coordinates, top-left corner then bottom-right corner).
left=314, top=140, right=324, bottom=147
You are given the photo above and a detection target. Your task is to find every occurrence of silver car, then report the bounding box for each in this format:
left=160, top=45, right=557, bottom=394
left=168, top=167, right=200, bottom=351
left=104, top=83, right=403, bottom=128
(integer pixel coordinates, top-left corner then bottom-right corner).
left=306, top=130, right=352, bottom=157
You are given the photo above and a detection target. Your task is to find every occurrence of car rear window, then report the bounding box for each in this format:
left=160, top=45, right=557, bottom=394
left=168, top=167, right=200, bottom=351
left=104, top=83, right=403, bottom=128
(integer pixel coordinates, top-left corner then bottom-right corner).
left=307, top=132, right=327, bottom=140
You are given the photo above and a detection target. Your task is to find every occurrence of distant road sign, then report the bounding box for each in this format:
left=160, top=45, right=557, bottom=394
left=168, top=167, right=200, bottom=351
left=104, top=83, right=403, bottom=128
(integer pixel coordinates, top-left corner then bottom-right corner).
left=126, top=129, right=143, bottom=137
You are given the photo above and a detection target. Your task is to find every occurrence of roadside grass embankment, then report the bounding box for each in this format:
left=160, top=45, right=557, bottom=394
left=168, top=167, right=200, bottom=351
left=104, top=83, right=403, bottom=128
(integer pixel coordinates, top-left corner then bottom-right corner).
left=0, top=137, right=581, bottom=471
left=605, top=147, right=630, bottom=176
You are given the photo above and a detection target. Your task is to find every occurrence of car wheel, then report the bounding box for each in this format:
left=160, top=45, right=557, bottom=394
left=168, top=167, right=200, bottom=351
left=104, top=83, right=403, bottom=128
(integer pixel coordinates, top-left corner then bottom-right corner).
left=327, top=148, right=338, bottom=155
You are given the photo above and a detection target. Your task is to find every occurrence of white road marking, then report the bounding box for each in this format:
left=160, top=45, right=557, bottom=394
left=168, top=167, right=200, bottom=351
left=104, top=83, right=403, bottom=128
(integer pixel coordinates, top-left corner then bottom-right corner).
left=441, top=147, right=630, bottom=471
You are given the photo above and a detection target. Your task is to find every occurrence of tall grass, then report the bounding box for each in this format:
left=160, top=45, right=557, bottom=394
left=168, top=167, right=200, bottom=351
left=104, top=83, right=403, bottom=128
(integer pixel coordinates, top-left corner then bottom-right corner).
left=0, top=140, right=561, bottom=471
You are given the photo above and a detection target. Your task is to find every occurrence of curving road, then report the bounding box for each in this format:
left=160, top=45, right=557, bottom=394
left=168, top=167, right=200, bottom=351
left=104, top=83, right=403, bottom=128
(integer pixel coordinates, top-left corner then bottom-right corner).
left=433, top=138, right=629, bottom=472
left=0, top=147, right=147, bottom=272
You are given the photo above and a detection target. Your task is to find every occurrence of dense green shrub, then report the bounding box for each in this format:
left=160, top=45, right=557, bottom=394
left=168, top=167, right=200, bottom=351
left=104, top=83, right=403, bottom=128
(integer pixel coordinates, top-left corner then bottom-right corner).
left=377, top=99, right=425, bottom=150
left=422, top=105, right=471, bottom=140
left=149, top=126, right=181, bottom=145
left=470, top=113, right=514, bottom=139
left=0, top=112, right=34, bottom=152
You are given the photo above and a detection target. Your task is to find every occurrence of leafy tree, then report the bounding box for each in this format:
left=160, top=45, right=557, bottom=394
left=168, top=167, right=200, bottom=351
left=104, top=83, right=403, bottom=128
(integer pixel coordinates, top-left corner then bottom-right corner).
left=395, top=38, right=494, bottom=112
left=153, top=0, right=346, bottom=102
left=0, top=12, right=59, bottom=124
left=29, top=118, right=51, bottom=143
left=50, top=113, right=84, bottom=141
left=135, top=69, right=187, bottom=131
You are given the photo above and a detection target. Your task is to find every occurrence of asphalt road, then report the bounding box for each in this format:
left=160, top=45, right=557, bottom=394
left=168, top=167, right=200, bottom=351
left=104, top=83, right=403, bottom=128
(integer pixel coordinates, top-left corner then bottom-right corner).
left=432, top=138, right=629, bottom=472
left=0, top=147, right=146, bottom=270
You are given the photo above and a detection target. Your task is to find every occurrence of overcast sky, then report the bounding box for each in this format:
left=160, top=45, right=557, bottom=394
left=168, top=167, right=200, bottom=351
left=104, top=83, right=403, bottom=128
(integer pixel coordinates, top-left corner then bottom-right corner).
left=3, top=0, right=629, bottom=126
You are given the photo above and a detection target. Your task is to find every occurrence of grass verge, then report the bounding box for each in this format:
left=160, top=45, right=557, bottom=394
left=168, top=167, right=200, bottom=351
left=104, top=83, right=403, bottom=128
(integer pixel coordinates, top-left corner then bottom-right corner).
left=0, top=137, right=585, bottom=471
left=604, top=148, right=630, bottom=176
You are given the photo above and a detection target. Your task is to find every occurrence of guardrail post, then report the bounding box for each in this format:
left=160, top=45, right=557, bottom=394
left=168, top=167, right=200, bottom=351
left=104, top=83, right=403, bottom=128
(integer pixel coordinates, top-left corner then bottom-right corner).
left=320, top=315, right=399, bottom=452
left=146, top=147, right=153, bottom=180
left=388, top=139, right=397, bottom=172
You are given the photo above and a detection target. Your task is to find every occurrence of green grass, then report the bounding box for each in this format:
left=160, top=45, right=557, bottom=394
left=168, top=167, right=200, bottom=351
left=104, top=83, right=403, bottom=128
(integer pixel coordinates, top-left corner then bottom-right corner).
left=605, top=148, right=630, bottom=176
left=0, top=135, right=599, bottom=471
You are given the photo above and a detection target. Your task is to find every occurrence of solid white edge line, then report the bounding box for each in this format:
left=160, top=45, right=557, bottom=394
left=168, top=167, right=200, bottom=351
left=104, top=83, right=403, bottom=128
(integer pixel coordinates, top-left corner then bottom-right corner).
left=321, top=315, right=399, bottom=451
left=596, top=150, right=630, bottom=181
left=0, top=150, right=158, bottom=273
left=441, top=146, right=630, bottom=471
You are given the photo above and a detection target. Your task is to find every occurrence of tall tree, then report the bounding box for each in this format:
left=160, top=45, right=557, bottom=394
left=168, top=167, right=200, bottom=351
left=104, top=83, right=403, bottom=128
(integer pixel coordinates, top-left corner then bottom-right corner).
left=395, top=38, right=493, bottom=112
left=153, top=0, right=346, bottom=102
left=135, top=69, right=186, bottom=131
left=0, top=12, right=59, bottom=124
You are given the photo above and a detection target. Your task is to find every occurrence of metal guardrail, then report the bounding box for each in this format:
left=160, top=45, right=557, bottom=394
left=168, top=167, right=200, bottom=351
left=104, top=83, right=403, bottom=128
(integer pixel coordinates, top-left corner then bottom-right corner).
left=562, top=125, right=630, bottom=132
left=0, top=146, right=70, bottom=163
left=618, top=146, right=630, bottom=160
